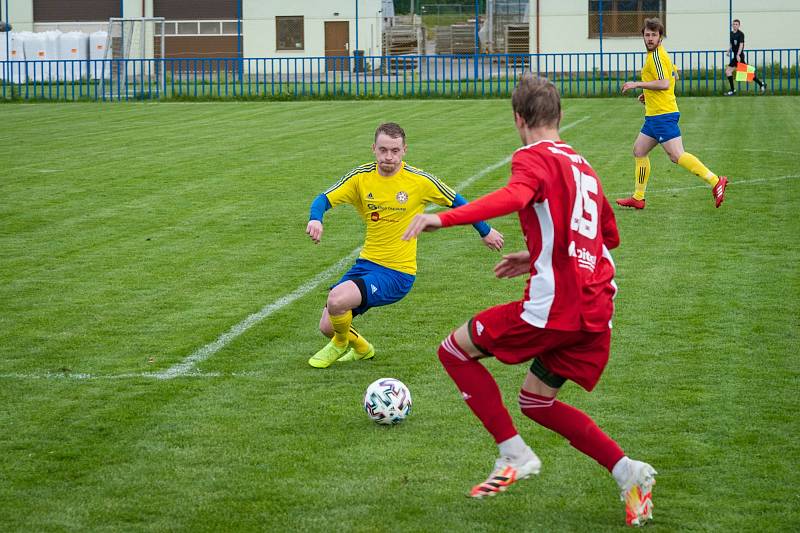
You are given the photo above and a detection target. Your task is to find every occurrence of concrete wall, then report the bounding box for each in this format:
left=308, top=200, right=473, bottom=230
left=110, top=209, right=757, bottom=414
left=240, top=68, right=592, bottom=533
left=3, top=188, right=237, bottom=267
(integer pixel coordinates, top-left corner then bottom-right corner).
left=530, top=0, right=800, bottom=53
left=243, top=0, right=384, bottom=63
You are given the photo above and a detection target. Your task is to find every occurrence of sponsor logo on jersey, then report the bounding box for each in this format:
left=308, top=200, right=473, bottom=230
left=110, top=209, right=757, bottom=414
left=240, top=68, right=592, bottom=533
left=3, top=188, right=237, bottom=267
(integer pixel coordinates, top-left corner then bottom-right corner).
left=367, top=203, right=406, bottom=213
left=396, top=191, right=409, bottom=204
left=568, top=241, right=597, bottom=271
left=367, top=192, right=374, bottom=199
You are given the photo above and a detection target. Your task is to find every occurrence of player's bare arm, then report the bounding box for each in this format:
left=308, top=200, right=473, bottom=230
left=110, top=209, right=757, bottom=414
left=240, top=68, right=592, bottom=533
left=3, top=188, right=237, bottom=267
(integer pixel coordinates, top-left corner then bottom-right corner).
left=402, top=213, right=442, bottom=240
left=622, top=78, right=670, bottom=93
left=306, top=220, right=323, bottom=244
left=481, top=228, right=505, bottom=251
left=493, top=250, right=531, bottom=278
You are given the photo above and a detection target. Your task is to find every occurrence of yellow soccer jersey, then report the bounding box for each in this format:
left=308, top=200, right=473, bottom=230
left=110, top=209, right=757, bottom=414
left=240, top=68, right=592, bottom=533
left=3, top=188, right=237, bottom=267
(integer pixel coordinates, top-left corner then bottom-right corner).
left=642, top=45, right=679, bottom=116
left=324, top=161, right=457, bottom=275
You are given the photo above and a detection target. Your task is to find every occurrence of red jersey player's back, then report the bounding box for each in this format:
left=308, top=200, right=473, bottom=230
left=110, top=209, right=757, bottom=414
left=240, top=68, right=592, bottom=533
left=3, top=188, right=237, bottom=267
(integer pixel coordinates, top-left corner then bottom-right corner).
left=510, top=140, right=619, bottom=332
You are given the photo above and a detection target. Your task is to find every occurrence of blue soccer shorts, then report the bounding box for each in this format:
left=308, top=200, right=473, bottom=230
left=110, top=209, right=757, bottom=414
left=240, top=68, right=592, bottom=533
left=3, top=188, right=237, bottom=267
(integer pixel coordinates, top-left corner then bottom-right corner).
left=640, top=112, right=681, bottom=143
left=333, top=259, right=415, bottom=316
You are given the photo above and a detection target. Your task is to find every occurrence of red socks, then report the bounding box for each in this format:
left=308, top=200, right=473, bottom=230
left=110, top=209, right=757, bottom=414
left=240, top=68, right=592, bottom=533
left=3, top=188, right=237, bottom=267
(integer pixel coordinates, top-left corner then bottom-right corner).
left=519, top=390, right=625, bottom=471
left=437, top=333, right=625, bottom=472
left=437, top=334, right=518, bottom=444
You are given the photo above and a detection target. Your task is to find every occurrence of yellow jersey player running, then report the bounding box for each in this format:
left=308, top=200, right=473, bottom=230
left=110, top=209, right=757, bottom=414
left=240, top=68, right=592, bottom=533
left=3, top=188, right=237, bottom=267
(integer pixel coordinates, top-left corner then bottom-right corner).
left=616, top=18, right=729, bottom=210
left=305, top=122, right=504, bottom=368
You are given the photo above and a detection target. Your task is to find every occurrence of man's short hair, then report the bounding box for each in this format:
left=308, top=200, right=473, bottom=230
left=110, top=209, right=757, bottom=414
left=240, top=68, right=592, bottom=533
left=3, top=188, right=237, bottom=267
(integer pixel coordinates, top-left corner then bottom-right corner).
left=642, top=17, right=665, bottom=36
left=375, top=122, right=406, bottom=143
left=732, top=19, right=741, bottom=24
left=511, top=74, right=561, bottom=129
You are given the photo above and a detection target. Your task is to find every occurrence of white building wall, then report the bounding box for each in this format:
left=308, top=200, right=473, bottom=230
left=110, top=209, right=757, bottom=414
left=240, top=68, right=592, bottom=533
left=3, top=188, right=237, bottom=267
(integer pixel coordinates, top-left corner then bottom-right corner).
left=531, top=0, right=800, bottom=54
left=4, top=0, right=34, bottom=32
left=244, top=0, right=383, bottom=70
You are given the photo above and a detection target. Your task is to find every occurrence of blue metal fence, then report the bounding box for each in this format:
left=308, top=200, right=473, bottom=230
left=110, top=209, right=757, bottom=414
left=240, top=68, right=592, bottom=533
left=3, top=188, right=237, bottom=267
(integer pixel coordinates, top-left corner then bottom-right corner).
left=2, top=48, right=798, bottom=101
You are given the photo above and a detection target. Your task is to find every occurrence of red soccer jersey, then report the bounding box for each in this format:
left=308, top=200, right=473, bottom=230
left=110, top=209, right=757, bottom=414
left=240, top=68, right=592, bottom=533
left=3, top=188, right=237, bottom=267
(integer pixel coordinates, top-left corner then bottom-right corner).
left=438, top=140, right=619, bottom=332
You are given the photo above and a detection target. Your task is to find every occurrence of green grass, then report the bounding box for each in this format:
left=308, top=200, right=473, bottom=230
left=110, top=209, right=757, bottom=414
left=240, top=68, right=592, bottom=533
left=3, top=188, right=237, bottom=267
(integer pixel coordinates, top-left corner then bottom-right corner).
left=1, top=97, right=799, bottom=531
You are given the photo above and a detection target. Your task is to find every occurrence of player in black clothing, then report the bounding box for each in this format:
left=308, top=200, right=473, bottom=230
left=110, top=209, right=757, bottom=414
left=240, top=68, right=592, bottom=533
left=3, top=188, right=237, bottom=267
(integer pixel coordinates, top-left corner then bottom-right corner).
left=725, top=19, right=766, bottom=95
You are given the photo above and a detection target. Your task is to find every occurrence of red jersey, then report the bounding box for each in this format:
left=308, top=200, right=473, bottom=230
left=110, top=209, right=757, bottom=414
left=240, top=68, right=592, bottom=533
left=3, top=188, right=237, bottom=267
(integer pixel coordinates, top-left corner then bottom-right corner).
left=438, top=140, right=619, bottom=332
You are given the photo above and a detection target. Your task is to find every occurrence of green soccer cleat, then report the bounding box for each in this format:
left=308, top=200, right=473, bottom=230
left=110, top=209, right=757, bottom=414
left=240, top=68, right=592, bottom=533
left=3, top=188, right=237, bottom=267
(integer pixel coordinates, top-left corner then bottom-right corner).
left=336, top=342, right=375, bottom=363
left=308, top=340, right=348, bottom=368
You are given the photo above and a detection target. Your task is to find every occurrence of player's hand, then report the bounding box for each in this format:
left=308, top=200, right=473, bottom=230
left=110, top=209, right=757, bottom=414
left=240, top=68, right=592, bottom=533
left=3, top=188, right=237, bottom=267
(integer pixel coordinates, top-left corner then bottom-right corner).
left=638, top=93, right=645, bottom=104
left=481, top=228, right=504, bottom=251
left=306, top=220, right=323, bottom=244
left=621, top=81, right=638, bottom=94
left=402, top=213, right=442, bottom=240
left=493, top=250, right=531, bottom=279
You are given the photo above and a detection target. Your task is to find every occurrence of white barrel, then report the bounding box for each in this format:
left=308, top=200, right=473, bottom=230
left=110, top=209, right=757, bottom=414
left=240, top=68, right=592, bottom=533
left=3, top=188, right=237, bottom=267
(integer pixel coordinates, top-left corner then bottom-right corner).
left=89, top=31, right=109, bottom=80
left=22, top=31, right=48, bottom=81
left=59, top=31, right=89, bottom=81
left=44, top=31, right=63, bottom=81
left=0, top=32, right=7, bottom=80
left=6, top=32, right=27, bottom=83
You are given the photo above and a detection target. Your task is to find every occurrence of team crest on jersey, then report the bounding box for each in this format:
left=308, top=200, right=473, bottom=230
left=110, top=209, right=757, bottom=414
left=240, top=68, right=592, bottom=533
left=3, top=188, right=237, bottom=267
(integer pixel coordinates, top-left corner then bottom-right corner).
left=371, top=212, right=380, bottom=221
left=395, top=191, right=409, bottom=204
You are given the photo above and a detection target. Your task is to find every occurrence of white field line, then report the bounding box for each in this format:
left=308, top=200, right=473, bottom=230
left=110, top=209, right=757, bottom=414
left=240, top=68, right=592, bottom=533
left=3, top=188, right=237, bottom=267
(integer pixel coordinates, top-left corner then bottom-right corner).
left=9, top=116, right=796, bottom=382
left=607, top=173, right=800, bottom=197
left=154, top=115, right=592, bottom=378
left=153, top=253, right=358, bottom=380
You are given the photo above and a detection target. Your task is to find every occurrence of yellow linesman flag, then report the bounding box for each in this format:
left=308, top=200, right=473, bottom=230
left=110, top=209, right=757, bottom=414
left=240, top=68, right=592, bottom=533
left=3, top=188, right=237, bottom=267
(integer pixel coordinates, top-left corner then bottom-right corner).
left=735, top=62, right=756, bottom=82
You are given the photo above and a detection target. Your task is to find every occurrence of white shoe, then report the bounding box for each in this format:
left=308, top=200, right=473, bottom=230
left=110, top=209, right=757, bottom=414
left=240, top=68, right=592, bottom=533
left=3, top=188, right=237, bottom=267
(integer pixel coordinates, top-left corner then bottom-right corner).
left=469, top=447, right=541, bottom=498
left=619, top=459, right=657, bottom=527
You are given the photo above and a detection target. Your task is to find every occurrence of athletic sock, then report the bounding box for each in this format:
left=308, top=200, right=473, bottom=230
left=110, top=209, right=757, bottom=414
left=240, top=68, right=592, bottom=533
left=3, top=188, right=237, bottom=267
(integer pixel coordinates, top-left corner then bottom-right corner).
left=519, top=390, right=624, bottom=471
left=498, top=434, right=529, bottom=459
left=348, top=325, right=371, bottom=353
left=633, top=156, right=651, bottom=201
left=727, top=75, right=735, bottom=91
left=328, top=310, right=352, bottom=348
left=437, top=334, right=518, bottom=444
left=612, top=456, right=633, bottom=487
left=677, top=152, right=719, bottom=187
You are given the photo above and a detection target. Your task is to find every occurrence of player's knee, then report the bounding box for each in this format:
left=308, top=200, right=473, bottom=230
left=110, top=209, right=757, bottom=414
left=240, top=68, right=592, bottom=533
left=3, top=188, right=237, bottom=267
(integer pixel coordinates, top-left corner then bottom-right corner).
left=438, top=334, right=470, bottom=367
left=325, top=291, right=350, bottom=315
left=518, top=389, right=555, bottom=420
left=668, top=152, right=681, bottom=164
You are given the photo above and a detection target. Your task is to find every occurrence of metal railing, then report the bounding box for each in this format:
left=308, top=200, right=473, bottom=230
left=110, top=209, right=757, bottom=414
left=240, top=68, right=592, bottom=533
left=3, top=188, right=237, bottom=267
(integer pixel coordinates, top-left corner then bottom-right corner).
left=2, top=48, right=798, bottom=101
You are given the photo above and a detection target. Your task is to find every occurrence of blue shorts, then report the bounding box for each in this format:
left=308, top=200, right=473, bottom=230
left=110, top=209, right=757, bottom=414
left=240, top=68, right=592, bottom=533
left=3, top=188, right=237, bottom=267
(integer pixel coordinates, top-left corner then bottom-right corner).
left=641, top=112, right=681, bottom=143
left=333, top=259, right=416, bottom=316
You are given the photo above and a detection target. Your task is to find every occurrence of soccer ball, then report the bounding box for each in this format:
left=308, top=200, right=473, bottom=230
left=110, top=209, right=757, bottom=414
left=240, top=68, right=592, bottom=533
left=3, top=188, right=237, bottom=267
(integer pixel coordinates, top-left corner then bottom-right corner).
left=363, top=377, right=412, bottom=425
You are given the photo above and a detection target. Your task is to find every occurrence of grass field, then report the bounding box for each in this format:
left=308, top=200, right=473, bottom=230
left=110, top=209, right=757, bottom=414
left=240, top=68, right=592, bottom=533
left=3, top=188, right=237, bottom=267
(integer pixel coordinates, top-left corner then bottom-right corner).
left=1, top=97, right=799, bottom=531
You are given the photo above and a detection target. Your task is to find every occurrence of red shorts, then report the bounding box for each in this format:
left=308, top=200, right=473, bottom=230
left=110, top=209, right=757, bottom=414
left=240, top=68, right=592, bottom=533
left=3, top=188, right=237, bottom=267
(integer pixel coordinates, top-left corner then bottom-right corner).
left=469, top=301, right=611, bottom=391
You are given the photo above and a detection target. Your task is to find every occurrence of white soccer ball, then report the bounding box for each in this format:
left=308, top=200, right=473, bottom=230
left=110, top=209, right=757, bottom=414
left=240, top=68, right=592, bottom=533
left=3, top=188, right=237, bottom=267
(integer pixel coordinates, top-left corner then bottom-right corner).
left=363, top=377, right=412, bottom=425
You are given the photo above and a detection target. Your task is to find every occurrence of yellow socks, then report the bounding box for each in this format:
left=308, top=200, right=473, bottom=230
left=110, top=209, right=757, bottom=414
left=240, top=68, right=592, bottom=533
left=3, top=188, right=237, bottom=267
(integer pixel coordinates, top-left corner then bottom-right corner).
left=329, top=311, right=371, bottom=353
left=348, top=326, right=371, bottom=354
left=328, top=310, right=352, bottom=348
left=633, top=156, right=651, bottom=201
left=677, top=152, right=719, bottom=187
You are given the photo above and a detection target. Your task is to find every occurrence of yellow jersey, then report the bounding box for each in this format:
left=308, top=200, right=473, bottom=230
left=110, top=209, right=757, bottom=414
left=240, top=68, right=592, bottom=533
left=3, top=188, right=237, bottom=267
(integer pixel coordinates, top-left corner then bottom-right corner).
left=642, top=45, right=679, bottom=116
left=324, top=161, right=458, bottom=275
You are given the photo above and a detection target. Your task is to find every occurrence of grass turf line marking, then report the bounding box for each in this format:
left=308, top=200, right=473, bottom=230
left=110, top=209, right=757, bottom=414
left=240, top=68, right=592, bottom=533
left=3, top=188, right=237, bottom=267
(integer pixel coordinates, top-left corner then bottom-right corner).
left=0, top=115, right=589, bottom=382
left=608, top=174, right=800, bottom=197
left=2, top=170, right=796, bottom=381
left=156, top=119, right=591, bottom=379
left=153, top=252, right=359, bottom=380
